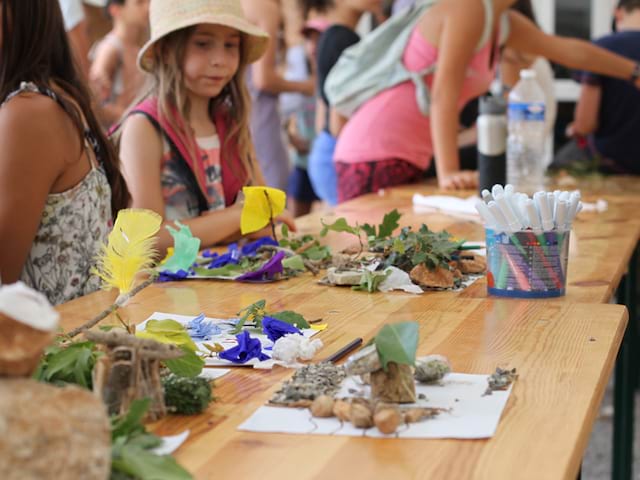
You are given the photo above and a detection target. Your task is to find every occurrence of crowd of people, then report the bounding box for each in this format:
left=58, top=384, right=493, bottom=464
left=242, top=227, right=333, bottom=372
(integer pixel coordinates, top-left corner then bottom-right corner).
left=1, top=0, right=639, bottom=306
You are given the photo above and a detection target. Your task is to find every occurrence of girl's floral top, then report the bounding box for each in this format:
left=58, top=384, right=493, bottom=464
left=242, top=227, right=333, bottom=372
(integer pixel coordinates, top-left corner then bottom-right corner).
left=3, top=82, right=112, bottom=305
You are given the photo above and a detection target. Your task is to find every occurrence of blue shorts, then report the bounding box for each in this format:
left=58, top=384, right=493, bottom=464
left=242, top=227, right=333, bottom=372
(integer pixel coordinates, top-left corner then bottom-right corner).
left=308, top=130, right=338, bottom=206
left=287, top=166, right=319, bottom=202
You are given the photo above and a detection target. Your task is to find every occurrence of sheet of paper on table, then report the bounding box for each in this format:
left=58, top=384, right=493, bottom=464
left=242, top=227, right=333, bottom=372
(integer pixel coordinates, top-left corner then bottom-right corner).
left=238, top=373, right=512, bottom=439
left=137, top=312, right=319, bottom=367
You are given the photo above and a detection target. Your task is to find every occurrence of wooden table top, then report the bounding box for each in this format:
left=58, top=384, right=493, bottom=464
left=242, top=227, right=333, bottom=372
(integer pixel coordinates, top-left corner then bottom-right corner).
left=54, top=178, right=638, bottom=480
left=57, top=285, right=628, bottom=480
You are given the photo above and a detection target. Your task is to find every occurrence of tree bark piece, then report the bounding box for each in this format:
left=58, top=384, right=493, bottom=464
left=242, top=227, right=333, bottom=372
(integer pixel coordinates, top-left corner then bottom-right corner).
left=0, top=378, right=111, bottom=480
left=370, top=362, right=416, bottom=403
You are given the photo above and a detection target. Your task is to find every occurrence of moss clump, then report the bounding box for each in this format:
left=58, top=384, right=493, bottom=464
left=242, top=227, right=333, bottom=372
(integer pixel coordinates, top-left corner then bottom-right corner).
left=162, top=374, right=213, bottom=415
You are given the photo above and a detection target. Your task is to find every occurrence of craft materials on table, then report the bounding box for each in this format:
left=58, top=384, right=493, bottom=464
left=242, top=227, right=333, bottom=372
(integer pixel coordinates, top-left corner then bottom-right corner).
left=475, top=185, right=581, bottom=298
left=239, top=373, right=513, bottom=439
left=136, top=312, right=321, bottom=368
left=412, top=194, right=482, bottom=220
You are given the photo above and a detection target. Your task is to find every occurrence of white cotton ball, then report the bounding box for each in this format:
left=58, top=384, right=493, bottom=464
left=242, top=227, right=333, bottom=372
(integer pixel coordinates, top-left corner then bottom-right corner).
left=272, top=334, right=303, bottom=364
left=0, top=282, right=59, bottom=331
left=297, top=338, right=323, bottom=360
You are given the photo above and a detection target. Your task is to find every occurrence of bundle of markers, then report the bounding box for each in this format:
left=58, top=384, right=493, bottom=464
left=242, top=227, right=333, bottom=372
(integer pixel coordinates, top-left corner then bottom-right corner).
left=474, top=184, right=583, bottom=234
left=474, top=184, right=583, bottom=298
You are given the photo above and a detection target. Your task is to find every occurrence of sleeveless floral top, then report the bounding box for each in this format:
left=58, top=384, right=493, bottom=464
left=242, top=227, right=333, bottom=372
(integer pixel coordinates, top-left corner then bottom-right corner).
left=3, top=82, right=112, bottom=305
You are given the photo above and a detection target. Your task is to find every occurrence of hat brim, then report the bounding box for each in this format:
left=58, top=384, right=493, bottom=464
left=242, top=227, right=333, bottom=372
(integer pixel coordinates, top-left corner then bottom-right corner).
left=137, top=13, right=269, bottom=72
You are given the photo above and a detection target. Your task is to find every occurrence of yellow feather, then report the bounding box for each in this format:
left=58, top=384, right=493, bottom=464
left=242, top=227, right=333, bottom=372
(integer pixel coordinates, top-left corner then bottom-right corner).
left=92, top=209, right=162, bottom=294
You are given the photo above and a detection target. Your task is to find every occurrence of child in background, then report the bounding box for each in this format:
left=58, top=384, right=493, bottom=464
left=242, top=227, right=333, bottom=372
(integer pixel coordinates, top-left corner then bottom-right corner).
left=285, top=18, right=329, bottom=217
left=333, top=0, right=640, bottom=200
left=301, top=0, right=383, bottom=206
left=0, top=0, right=130, bottom=304
left=118, top=0, right=295, bottom=254
left=241, top=0, right=315, bottom=191
left=90, top=0, right=150, bottom=128
left=557, top=0, right=640, bottom=175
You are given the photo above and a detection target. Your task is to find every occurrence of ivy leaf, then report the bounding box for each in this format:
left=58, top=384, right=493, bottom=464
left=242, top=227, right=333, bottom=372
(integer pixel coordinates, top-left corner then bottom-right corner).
left=320, top=217, right=360, bottom=237
left=374, top=322, right=419, bottom=370
left=303, top=245, right=331, bottom=261
left=281, top=223, right=289, bottom=239
left=352, top=270, right=390, bottom=293
left=282, top=255, right=305, bottom=271
left=377, top=209, right=402, bottom=239
left=270, top=311, right=310, bottom=329
left=164, top=346, right=204, bottom=378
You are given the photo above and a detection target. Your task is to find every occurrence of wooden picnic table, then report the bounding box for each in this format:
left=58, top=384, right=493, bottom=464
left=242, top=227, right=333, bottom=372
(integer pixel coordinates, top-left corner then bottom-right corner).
left=55, top=177, right=640, bottom=480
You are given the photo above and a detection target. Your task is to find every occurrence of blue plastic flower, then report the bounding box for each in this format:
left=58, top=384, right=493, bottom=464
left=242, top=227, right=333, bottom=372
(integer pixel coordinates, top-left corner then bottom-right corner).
left=187, top=313, right=221, bottom=341
left=262, top=316, right=302, bottom=343
left=241, top=237, right=279, bottom=256
left=218, top=331, right=270, bottom=364
left=157, top=269, right=190, bottom=282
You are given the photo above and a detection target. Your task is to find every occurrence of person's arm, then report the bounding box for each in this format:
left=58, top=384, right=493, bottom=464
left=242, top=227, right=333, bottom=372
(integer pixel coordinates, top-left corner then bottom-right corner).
left=89, top=40, right=124, bottom=125
left=242, top=0, right=314, bottom=96
left=424, top=0, right=483, bottom=190
left=568, top=84, right=602, bottom=136
left=0, top=97, right=66, bottom=282
left=506, top=11, right=640, bottom=86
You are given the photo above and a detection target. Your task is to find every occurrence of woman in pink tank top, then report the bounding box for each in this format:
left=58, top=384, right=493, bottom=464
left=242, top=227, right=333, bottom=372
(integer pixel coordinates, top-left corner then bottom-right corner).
left=334, top=0, right=640, bottom=201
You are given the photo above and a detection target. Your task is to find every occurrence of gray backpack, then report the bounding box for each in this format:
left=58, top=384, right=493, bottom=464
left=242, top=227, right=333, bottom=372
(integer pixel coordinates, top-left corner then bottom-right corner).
left=325, top=0, right=504, bottom=118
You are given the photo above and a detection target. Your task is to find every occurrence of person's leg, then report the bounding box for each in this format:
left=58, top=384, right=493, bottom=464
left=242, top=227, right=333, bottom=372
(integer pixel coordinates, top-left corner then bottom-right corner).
left=287, top=166, right=318, bottom=217
left=369, top=158, right=424, bottom=191
left=308, top=131, right=338, bottom=205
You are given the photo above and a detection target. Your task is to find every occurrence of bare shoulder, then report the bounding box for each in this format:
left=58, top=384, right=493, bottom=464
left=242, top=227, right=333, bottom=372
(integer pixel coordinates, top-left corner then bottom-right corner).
left=418, top=0, right=484, bottom=45
left=119, top=112, right=163, bottom=162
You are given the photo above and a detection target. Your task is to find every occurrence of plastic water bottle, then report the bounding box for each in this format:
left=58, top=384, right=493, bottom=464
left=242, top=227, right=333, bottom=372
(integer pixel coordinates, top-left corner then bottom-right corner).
left=507, top=69, right=546, bottom=193
left=477, top=95, right=507, bottom=194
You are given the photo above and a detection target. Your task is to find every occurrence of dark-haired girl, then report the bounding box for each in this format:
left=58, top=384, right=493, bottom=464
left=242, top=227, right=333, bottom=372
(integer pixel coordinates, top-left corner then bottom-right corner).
left=0, top=0, right=130, bottom=304
left=301, top=0, right=382, bottom=206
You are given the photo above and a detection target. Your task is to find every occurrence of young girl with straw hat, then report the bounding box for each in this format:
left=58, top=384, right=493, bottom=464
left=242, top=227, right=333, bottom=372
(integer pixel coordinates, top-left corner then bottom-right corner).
left=118, top=0, right=296, bottom=254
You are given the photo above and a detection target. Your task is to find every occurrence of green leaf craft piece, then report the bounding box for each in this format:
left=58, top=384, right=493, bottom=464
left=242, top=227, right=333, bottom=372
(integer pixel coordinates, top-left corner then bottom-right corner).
left=136, top=319, right=198, bottom=352
left=374, top=322, right=419, bottom=370
left=162, top=221, right=201, bottom=274
left=164, top=346, right=205, bottom=378
left=192, top=264, right=245, bottom=278
left=270, top=310, right=310, bottom=329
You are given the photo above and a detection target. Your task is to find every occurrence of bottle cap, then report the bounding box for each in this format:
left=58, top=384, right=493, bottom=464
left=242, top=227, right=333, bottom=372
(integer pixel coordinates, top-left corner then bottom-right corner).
left=479, top=95, right=507, bottom=115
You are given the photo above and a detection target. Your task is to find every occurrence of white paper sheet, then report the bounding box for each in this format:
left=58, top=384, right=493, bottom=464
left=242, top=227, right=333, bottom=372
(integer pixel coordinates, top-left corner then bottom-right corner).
left=137, top=312, right=319, bottom=368
left=199, top=368, right=231, bottom=380
left=412, top=194, right=482, bottom=220
left=238, top=373, right=513, bottom=439
left=152, top=430, right=190, bottom=456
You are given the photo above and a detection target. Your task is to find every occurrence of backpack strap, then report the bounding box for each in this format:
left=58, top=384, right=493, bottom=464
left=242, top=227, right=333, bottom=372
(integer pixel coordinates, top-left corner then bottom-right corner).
left=476, top=0, right=495, bottom=51
left=130, top=98, right=209, bottom=214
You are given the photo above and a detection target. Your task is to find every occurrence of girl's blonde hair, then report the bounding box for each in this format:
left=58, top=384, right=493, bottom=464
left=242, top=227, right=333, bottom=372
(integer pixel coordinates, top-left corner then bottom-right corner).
left=138, top=26, right=258, bottom=186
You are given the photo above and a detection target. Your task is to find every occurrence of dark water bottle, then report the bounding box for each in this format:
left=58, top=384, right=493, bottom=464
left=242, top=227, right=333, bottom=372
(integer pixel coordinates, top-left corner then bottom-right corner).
left=477, top=95, right=507, bottom=194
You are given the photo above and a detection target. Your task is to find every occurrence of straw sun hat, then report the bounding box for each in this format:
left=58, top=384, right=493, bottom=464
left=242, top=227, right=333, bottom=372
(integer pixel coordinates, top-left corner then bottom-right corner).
left=137, top=0, right=270, bottom=72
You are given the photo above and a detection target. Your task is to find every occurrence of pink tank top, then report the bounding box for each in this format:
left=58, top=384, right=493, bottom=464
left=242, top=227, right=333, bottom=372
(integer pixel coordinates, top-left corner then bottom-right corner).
left=334, top=25, right=500, bottom=170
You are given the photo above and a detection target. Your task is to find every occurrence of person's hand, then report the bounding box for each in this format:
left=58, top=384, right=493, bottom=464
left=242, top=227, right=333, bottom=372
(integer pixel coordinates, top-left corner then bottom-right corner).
left=438, top=170, right=479, bottom=190
left=275, top=208, right=297, bottom=232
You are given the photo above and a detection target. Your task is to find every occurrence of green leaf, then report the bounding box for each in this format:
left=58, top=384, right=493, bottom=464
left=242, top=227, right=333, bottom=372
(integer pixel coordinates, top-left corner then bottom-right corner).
left=111, top=398, right=151, bottom=441
left=352, top=270, right=390, bottom=293
left=281, top=223, right=289, bottom=239
left=361, top=223, right=377, bottom=238
left=319, top=217, right=360, bottom=237
left=270, top=311, right=310, bottom=329
left=282, top=255, right=305, bottom=271
left=112, top=446, right=192, bottom=480
left=374, top=322, right=419, bottom=370
left=136, top=319, right=198, bottom=352
left=164, top=346, right=205, bottom=377
left=234, top=299, right=267, bottom=333
left=378, top=209, right=401, bottom=239
left=392, top=238, right=405, bottom=254
left=34, top=341, right=99, bottom=389
left=303, top=245, right=331, bottom=261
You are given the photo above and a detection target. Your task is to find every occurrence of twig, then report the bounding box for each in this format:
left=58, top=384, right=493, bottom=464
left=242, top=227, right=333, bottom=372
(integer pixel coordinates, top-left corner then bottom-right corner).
left=67, top=275, right=156, bottom=338
left=264, top=190, right=278, bottom=242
